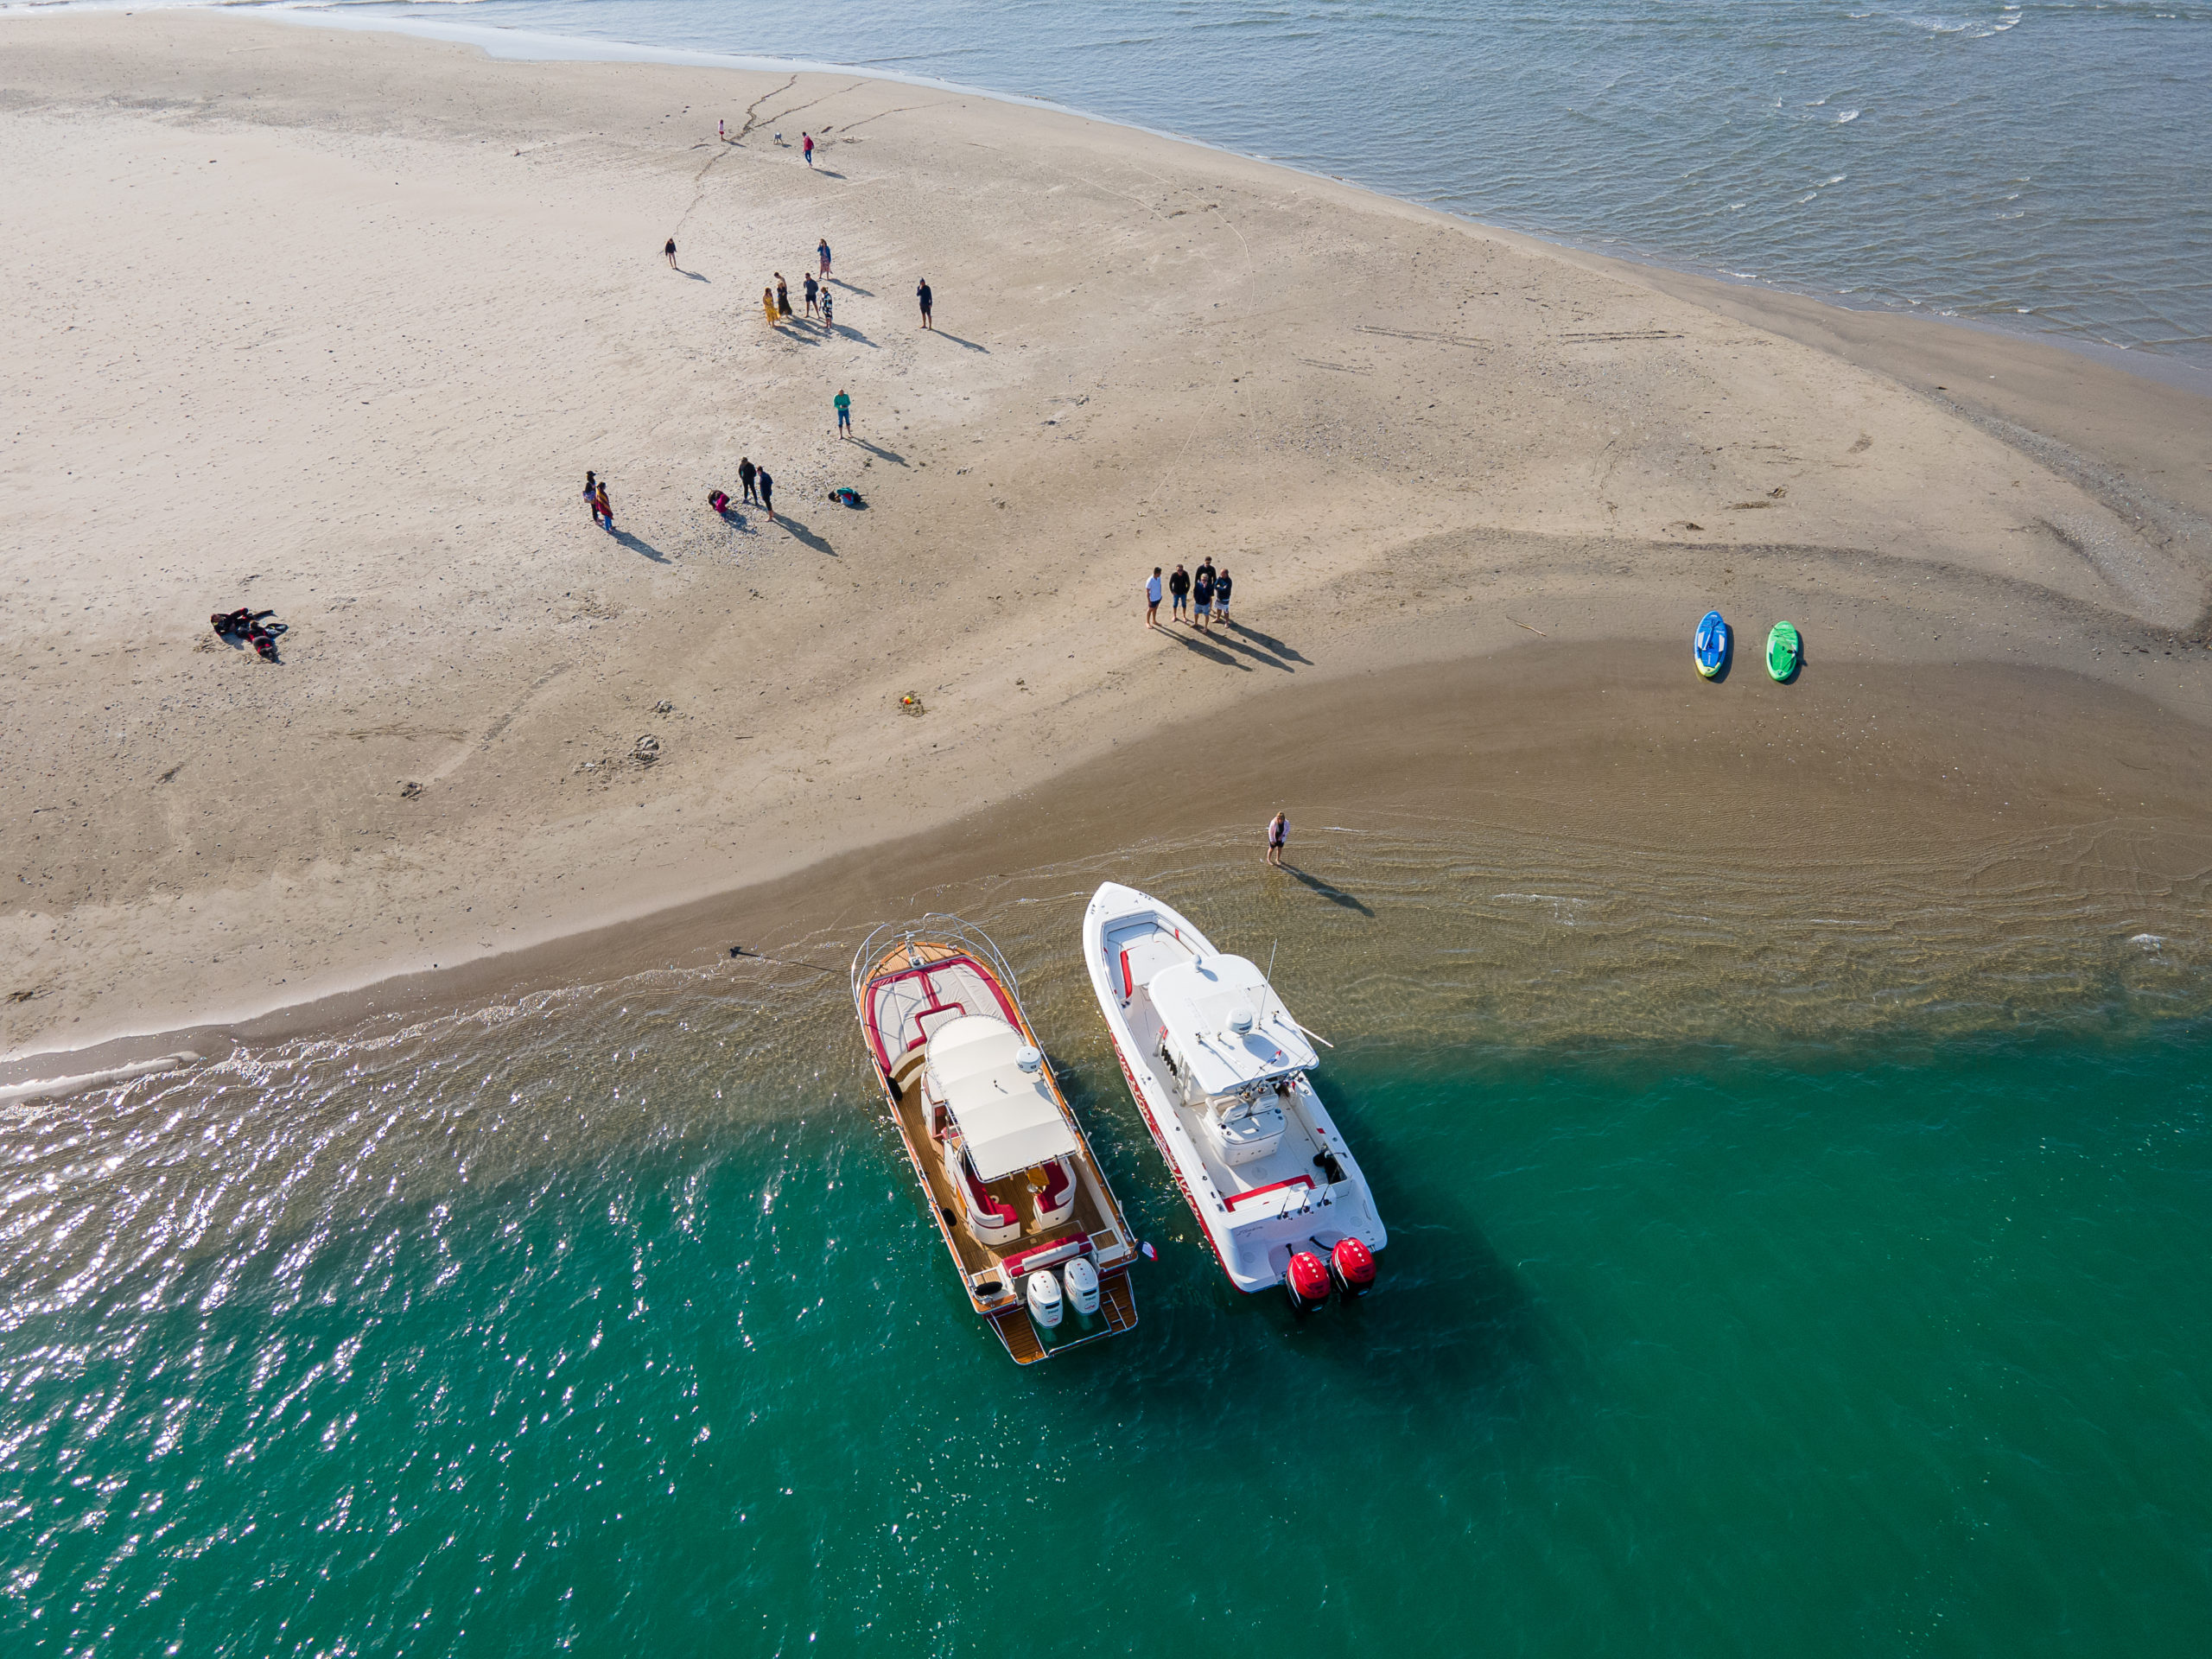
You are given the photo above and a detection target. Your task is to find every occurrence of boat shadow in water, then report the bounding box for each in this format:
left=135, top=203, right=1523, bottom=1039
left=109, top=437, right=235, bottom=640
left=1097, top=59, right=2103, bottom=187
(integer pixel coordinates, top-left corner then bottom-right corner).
left=1280, top=863, right=1374, bottom=916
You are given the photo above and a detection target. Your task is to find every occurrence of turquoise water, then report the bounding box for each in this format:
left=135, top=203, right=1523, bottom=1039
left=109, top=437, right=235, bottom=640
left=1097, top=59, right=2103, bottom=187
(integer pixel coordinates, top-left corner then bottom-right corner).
left=7, top=841, right=2212, bottom=1653
left=215, top=0, right=2212, bottom=366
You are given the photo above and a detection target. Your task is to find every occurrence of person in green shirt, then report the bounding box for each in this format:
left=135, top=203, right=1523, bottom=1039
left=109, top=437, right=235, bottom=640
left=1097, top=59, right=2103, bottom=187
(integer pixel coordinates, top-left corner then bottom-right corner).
left=833, top=389, right=852, bottom=439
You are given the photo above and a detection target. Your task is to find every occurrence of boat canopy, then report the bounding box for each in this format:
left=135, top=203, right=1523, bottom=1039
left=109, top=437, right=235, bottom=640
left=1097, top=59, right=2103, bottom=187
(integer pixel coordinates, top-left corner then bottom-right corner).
left=927, top=1014, right=1079, bottom=1182
left=1148, top=956, right=1319, bottom=1097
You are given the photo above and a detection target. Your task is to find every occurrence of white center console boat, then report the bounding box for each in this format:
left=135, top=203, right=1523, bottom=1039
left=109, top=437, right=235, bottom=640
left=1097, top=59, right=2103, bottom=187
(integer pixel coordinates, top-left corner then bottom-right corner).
left=1081, top=882, right=1385, bottom=1311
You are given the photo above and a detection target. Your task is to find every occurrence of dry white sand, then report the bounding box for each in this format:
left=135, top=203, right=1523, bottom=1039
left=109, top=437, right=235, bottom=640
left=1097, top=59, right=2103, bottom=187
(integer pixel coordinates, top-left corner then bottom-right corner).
left=4, top=11, right=2209, bottom=1064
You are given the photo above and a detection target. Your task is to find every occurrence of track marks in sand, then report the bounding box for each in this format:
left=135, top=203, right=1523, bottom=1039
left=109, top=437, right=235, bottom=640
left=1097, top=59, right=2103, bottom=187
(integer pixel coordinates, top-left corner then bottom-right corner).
left=426, top=663, right=572, bottom=785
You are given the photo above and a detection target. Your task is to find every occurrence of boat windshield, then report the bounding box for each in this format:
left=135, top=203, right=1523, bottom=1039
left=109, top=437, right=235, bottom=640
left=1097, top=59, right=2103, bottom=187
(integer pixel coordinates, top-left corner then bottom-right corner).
left=927, top=1014, right=1079, bottom=1182
left=1148, top=956, right=1319, bottom=1097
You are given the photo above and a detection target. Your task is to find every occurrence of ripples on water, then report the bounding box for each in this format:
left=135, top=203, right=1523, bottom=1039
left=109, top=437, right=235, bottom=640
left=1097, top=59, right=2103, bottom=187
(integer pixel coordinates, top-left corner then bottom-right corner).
left=6, top=823, right=2212, bottom=1650
left=256, top=0, right=2212, bottom=363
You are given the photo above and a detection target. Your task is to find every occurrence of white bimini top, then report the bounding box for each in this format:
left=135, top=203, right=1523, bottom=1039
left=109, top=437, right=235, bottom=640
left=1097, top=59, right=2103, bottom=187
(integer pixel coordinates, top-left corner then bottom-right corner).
left=1147, top=956, right=1319, bottom=1098
left=926, top=1015, right=1079, bottom=1181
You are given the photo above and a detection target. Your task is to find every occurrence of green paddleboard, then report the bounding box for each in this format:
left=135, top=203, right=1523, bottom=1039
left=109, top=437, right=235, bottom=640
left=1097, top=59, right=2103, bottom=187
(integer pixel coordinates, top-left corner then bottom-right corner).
left=1766, top=620, right=1801, bottom=683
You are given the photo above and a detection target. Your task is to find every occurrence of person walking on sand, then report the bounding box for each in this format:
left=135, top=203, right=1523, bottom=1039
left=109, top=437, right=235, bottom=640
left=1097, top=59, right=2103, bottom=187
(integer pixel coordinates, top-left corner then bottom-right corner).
left=1265, top=811, right=1288, bottom=868
left=916, top=276, right=933, bottom=329
left=1145, top=567, right=1163, bottom=629
left=834, top=388, right=852, bottom=438
left=775, top=275, right=791, bottom=317
left=719, top=118, right=726, bottom=143
left=1168, top=563, right=1191, bottom=621
left=803, top=273, right=819, bottom=318
left=1213, top=565, right=1232, bottom=624
left=817, top=238, right=832, bottom=277
left=664, top=238, right=677, bottom=269
left=740, top=457, right=758, bottom=505
left=802, top=131, right=815, bottom=166
left=763, top=286, right=779, bottom=325
left=594, top=480, right=613, bottom=532
left=1193, top=562, right=1215, bottom=631
left=758, top=467, right=776, bottom=522
left=583, top=469, right=599, bottom=522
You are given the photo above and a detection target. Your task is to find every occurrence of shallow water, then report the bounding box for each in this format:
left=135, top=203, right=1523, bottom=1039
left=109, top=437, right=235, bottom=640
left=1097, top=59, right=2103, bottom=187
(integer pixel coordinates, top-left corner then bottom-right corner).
left=6, top=826, right=2212, bottom=1652
left=156, top=0, right=2212, bottom=366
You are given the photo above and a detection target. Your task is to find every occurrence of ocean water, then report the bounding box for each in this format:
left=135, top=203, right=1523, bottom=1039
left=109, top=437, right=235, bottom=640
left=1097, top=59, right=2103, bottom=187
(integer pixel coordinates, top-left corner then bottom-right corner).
left=126, top=0, right=2212, bottom=367
left=6, top=826, right=2212, bottom=1654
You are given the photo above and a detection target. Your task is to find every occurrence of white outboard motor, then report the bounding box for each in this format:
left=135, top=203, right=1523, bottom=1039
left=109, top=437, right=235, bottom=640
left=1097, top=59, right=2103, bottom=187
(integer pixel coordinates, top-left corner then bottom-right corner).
left=1062, top=1255, right=1102, bottom=1324
left=1026, top=1268, right=1065, bottom=1335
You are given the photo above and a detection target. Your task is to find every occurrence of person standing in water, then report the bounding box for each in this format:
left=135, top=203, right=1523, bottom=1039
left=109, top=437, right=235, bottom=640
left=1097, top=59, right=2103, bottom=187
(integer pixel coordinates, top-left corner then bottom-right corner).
left=1265, top=812, right=1288, bottom=868
left=739, top=457, right=757, bottom=505
left=758, top=467, right=776, bottom=522
left=834, top=389, right=852, bottom=438
left=664, top=238, right=677, bottom=269
left=916, top=276, right=933, bottom=329
left=817, top=238, right=832, bottom=277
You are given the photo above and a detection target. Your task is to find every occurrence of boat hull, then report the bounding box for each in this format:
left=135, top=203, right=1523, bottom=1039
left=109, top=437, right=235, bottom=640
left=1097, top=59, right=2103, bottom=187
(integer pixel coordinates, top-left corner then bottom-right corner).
left=1082, top=882, right=1387, bottom=1295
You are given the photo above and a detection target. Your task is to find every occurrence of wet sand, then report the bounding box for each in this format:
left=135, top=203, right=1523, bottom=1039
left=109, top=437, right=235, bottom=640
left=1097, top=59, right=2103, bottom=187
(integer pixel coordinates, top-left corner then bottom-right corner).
left=3, top=11, right=2209, bottom=1074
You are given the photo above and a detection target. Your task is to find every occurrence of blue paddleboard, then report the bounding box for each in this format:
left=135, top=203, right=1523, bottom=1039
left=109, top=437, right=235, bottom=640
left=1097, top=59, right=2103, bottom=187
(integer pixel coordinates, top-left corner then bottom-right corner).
left=1694, top=609, right=1729, bottom=679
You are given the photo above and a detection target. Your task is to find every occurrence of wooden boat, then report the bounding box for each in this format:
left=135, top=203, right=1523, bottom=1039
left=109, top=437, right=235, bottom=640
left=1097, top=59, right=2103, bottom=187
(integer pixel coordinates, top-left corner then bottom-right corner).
left=851, top=917, right=1140, bottom=1363
left=1082, top=882, right=1387, bottom=1312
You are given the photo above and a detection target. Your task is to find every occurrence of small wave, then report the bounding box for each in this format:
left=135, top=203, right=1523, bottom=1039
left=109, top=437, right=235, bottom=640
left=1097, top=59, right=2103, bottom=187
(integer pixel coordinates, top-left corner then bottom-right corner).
left=1836, top=110, right=1861, bottom=123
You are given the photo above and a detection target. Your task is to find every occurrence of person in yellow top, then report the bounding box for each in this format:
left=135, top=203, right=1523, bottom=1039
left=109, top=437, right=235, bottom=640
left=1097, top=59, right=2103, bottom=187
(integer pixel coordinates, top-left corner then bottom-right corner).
left=763, top=287, right=779, bottom=325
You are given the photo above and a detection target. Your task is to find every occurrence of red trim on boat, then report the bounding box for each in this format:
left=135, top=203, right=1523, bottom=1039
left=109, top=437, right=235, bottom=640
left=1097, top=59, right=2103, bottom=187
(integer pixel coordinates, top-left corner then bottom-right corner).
left=1119, top=948, right=1135, bottom=1000
left=861, top=954, right=1022, bottom=1070
left=1224, top=1174, right=1314, bottom=1210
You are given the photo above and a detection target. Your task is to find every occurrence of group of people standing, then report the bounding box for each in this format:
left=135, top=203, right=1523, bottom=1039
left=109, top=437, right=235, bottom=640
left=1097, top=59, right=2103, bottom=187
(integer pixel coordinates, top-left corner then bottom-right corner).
left=764, top=241, right=838, bottom=329
left=1142, top=561, right=1233, bottom=631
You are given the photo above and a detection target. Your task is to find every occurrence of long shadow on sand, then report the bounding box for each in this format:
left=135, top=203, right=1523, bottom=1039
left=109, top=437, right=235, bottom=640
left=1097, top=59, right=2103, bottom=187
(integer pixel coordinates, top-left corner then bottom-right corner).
left=851, top=439, right=907, bottom=466
left=1279, top=863, right=1374, bottom=916
left=772, top=514, right=835, bottom=556
left=1158, top=626, right=1250, bottom=670
left=679, top=270, right=710, bottom=283
left=608, top=527, right=668, bottom=563
left=930, top=330, right=989, bottom=353
left=1193, top=626, right=1294, bottom=671
left=822, top=323, right=879, bottom=348
left=829, top=278, right=873, bottom=296
left=1225, top=620, right=1311, bottom=664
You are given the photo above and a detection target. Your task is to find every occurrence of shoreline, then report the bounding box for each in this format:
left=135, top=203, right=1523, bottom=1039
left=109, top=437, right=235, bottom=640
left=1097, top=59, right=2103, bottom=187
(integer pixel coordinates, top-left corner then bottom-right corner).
left=248, top=4, right=2212, bottom=400
left=4, top=10, right=2209, bottom=1077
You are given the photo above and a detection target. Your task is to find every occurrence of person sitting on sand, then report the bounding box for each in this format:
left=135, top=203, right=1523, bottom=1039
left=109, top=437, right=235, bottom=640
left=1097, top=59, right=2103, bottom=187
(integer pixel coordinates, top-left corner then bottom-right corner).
left=709, top=489, right=730, bottom=513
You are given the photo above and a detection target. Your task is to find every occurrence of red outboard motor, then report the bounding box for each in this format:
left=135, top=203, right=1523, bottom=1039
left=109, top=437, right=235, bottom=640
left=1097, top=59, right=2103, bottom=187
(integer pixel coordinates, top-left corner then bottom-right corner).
left=1329, top=1237, right=1376, bottom=1299
left=1284, top=1249, right=1331, bottom=1316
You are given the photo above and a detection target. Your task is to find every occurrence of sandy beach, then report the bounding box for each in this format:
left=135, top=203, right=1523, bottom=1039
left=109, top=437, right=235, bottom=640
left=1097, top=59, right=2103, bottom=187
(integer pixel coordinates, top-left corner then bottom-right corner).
left=4, top=10, right=2210, bottom=1072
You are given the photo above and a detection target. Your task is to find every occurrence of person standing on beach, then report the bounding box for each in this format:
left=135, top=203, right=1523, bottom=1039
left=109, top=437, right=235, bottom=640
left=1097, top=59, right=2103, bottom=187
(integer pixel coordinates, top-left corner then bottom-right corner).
left=758, top=467, right=776, bottom=522
left=764, top=286, right=779, bottom=325
left=739, top=457, right=757, bottom=505
left=834, top=389, right=852, bottom=438
left=1145, top=567, right=1163, bottom=629
left=1193, top=562, right=1216, bottom=631
left=802, top=132, right=815, bottom=166
left=775, top=275, right=791, bottom=318
left=803, top=273, right=819, bottom=318
left=583, top=470, right=599, bottom=522
left=1265, top=812, right=1288, bottom=868
left=1213, top=565, right=1232, bottom=623
left=818, top=238, right=832, bottom=277
left=917, top=277, right=933, bottom=329
left=719, top=118, right=726, bottom=143
left=594, top=480, right=613, bottom=532
left=819, top=288, right=834, bottom=328
left=664, top=238, right=677, bottom=269
left=1168, top=563, right=1190, bottom=621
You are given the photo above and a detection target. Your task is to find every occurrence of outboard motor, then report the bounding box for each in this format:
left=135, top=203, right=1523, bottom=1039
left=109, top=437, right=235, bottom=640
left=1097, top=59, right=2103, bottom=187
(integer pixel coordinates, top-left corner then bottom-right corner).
left=1284, top=1249, right=1331, bottom=1316
left=1026, top=1268, right=1065, bottom=1337
left=1329, top=1237, right=1376, bottom=1299
left=1062, top=1256, right=1102, bottom=1325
